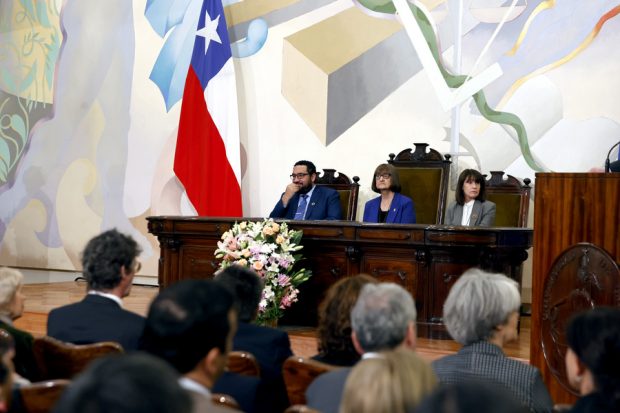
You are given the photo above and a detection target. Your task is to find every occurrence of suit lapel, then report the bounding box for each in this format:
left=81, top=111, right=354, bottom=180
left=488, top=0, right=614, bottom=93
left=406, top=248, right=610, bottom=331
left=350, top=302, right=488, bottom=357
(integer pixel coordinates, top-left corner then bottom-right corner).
left=470, top=201, right=482, bottom=226
left=305, top=188, right=318, bottom=220
left=386, top=194, right=398, bottom=223
left=454, top=204, right=464, bottom=225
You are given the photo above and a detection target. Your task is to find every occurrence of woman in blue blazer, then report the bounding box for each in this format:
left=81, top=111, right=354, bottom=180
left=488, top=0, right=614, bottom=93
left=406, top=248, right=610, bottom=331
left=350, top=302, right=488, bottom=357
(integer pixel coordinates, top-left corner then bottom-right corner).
left=363, top=164, right=416, bottom=224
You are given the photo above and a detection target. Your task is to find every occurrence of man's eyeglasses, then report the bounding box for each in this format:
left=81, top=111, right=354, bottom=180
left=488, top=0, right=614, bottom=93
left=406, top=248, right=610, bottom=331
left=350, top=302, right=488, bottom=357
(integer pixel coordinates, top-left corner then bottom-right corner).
left=290, top=173, right=309, bottom=180
left=375, top=173, right=391, bottom=180
left=132, top=261, right=142, bottom=273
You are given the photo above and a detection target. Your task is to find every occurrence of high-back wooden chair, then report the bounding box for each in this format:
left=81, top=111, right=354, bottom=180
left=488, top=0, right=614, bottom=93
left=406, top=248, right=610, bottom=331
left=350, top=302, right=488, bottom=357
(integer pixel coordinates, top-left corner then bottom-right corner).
left=18, top=379, right=70, bottom=413
left=32, top=336, right=124, bottom=381
left=315, top=169, right=360, bottom=221
left=226, top=351, right=260, bottom=377
left=388, top=143, right=451, bottom=224
left=282, top=356, right=337, bottom=406
left=484, top=171, right=531, bottom=227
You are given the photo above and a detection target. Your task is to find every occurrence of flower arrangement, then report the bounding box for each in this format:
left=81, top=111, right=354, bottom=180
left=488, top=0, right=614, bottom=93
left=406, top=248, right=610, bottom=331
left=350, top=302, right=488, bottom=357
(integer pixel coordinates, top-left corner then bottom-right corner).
left=214, top=218, right=312, bottom=325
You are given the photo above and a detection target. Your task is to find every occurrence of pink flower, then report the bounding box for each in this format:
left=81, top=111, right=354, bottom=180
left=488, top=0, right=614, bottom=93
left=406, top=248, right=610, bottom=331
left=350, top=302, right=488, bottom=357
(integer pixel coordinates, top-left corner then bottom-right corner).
left=253, top=261, right=264, bottom=271
left=277, top=274, right=290, bottom=287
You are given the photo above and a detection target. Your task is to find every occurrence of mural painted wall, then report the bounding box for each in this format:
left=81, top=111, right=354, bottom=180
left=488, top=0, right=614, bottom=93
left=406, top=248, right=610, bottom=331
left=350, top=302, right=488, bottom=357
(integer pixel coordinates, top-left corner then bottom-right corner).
left=0, top=0, right=618, bottom=283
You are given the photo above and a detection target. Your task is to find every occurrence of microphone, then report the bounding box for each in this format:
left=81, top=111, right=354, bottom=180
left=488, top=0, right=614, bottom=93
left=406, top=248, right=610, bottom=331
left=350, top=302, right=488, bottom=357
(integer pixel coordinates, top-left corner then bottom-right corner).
left=605, top=140, right=620, bottom=172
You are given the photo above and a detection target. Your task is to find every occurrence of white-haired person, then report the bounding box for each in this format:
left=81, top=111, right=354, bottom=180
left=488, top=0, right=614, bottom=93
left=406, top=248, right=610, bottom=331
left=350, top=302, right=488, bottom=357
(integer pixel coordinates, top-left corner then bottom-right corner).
left=432, top=268, right=553, bottom=413
left=0, top=268, right=37, bottom=381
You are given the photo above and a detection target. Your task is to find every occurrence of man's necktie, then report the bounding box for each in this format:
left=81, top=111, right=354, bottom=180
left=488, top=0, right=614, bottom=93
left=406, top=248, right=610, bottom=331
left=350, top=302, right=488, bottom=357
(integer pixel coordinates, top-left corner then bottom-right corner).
left=294, top=195, right=308, bottom=220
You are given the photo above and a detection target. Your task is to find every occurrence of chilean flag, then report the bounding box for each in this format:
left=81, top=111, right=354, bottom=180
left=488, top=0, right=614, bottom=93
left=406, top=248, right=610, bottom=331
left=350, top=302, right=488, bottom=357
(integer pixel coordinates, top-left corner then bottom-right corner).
left=174, top=0, right=242, bottom=216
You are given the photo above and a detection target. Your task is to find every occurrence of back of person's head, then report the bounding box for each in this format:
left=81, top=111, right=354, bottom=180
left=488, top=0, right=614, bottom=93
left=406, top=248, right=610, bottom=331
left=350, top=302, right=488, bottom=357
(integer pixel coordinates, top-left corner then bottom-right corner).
left=443, top=268, right=520, bottom=345
left=351, top=283, right=417, bottom=352
left=414, top=381, right=528, bottom=413
left=340, top=349, right=437, bottom=413
left=81, top=229, right=141, bottom=291
left=566, top=307, right=620, bottom=404
left=317, top=274, right=378, bottom=364
left=0, top=268, right=23, bottom=315
left=215, top=265, right=263, bottom=323
left=139, top=279, right=235, bottom=374
left=53, top=353, right=192, bottom=413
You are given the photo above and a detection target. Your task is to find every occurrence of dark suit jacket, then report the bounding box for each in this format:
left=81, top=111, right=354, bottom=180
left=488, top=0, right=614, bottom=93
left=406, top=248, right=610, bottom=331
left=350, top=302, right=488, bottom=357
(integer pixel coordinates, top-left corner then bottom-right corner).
left=362, top=192, right=416, bottom=224
left=212, top=371, right=262, bottom=413
left=233, top=323, right=292, bottom=411
left=432, top=341, right=553, bottom=413
left=47, top=294, right=145, bottom=351
left=269, top=186, right=342, bottom=220
left=0, top=321, right=38, bottom=381
left=305, top=367, right=351, bottom=413
left=445, top=199, right=496, bottom=226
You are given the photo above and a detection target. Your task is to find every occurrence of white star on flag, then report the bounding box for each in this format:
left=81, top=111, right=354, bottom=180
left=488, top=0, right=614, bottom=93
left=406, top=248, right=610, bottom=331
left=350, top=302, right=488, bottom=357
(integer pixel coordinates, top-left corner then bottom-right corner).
left=196, top=10, right=222, bottom=55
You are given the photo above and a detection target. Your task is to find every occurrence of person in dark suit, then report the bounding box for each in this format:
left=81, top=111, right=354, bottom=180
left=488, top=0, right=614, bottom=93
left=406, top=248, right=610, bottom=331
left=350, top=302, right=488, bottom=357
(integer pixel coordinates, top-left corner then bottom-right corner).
left=269, top=160, right=342, bottom=220
left=564, top=307, right=620, bottom=413
left=432, top=268, right=553, bottom=413
left=0, top=267, right=38, bottom=381
left=362, top=164, right=415, bottom=224
left=445, top=169, right=496, bottom=226
left=140, top=279, right=253, bottom=413
left=215, top=265, right=293, bottom=413
left=305, top=283, right=418, bottom=413
left=47, top=229, right=145, bottom=351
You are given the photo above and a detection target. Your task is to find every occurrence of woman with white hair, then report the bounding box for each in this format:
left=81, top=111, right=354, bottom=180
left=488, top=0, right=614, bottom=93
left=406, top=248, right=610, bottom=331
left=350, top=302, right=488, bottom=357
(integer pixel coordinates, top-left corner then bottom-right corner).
left=0, top=268, right=37, bottom=381
left=432, top=268, right=553, bottom=413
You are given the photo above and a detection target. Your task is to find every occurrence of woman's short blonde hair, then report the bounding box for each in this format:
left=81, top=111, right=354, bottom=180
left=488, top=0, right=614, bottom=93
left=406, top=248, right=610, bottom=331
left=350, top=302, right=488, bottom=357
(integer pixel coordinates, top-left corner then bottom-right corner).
left=0, top=268, right=23, bottom=314
left=340, top=349, right=437, bottom=413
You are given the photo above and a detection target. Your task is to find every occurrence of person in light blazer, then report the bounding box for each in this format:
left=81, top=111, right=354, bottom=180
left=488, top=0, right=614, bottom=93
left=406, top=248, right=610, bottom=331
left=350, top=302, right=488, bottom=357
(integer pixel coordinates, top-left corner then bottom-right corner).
left=445, top=169, right=496, bottom=226
left=363, top=164, right=415, bottom=224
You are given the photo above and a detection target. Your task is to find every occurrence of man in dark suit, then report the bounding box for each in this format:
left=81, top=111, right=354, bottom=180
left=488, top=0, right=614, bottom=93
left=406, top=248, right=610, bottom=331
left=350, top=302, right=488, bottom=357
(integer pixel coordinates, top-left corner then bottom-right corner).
left=305, top=283, right=418, bottom=413
left=47, top=229, right=145, bottom=351
left=269, top=160, right=342, bottom=220
left=216, top=265, right=293, bottom=412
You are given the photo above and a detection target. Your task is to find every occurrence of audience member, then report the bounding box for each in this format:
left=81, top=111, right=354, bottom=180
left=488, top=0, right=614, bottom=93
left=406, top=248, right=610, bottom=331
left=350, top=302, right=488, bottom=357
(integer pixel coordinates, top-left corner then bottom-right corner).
left=363, top=163, right=416, bottom=224
left=53, top=353, right=192, bottom=413
left=432, top=268, right=552, bottom=412
left=0, top=329, right=28, bottom=386
left=139, top=279, right=256, bottom=413
left=414, top=381, right=529, bottom=413
left=340, top=348, right=436, bottom=413
left=312, top=274, right=378, bottom=366
left=215, top=265, right=292, bottom=412
left=565, top=307, right=620, bottom=413
left=0, top=268, right=37, bottom=381
left=306, top=283, right=417, bottom=413
left=269, top=160, right=342, bottom=220
left=47, top=229, right=145, bottom=350
left=445, top=169, right=496, bottom=226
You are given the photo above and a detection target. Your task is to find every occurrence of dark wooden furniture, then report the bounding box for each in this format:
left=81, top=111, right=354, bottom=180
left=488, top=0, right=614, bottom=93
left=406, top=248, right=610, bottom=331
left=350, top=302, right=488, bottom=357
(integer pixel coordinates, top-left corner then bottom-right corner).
left=531, top=173, right=620, bottom=404
left=315, top=169, right=360, bottom=221
left=33, top=336, right=123, bottom=381
left=227, top=351, right=261, bottom=376
left=282, top=356, right=337, bottom=405
left=484, top=171, right=531, bottom=227
left=388, top=143, right=451, bottom=224
left=18, top=379, right=70, bottom=413
left=147, top=217, right=532, bottom=338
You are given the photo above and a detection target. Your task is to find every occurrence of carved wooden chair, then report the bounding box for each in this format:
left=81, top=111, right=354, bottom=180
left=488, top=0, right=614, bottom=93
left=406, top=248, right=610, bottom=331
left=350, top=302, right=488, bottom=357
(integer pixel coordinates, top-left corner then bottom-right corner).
left=212, top=393, right=241, bottom=410
left=484, top=171, right=531, bottom=227
left=18, top=379, right=70, bottom=413
left=226, top=351, right=260, bottom=377
left=388, top=143, right=451, bottom=224
left=315, top=169, right=360, bottom=221
left=282, top=356, right=337, bottom=406
left=32, top=336, right=124, bottom=381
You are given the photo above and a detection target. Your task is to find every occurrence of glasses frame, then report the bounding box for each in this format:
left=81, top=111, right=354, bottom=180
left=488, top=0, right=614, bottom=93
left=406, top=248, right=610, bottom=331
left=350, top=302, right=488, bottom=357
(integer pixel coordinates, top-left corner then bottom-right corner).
left=374, top=173, right=392, bottom=180
left=290, top=173, right=310, bottom=180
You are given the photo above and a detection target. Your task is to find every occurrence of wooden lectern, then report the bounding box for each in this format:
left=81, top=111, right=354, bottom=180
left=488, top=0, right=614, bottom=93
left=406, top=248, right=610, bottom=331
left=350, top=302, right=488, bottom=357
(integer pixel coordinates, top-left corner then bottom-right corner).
left=531, top=173, right=620, bottom=404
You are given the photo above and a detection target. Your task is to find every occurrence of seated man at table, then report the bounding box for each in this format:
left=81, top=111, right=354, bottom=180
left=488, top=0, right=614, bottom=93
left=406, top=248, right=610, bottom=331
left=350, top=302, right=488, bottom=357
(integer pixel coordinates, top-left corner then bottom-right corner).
left=269, top=160, right=342, bottom=220
left=47, top=229, right=145, bottom=351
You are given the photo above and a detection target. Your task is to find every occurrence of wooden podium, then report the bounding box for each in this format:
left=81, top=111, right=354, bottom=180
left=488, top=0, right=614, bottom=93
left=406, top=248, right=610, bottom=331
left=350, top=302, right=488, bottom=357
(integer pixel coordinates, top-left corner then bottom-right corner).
left=531, top=173, right=620, bottom=404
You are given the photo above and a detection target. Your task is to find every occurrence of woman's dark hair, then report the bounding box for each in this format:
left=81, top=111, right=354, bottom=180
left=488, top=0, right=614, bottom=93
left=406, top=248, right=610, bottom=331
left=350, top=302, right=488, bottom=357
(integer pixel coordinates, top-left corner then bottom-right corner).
left=371, top=164, right=402, bottom=193
left=455, top=169, right=486, bottom=205
left=566, top=307, right=620, bottom=406
left=316, top=274, right=378, bottom=366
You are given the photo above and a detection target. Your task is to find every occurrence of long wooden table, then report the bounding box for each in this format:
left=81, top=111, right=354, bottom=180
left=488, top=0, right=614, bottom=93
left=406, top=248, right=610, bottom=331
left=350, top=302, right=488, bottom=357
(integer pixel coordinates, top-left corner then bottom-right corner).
left=147, top=217, right=532, bottom=338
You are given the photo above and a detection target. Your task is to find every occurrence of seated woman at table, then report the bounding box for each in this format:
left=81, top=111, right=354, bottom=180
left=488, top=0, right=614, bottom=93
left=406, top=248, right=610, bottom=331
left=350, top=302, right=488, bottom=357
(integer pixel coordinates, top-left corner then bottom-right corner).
left=363, top=164, right=415, bottom=224
left=445, top=169, right=495, bottom=226
left=564, top=307, right=620, bottom=413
